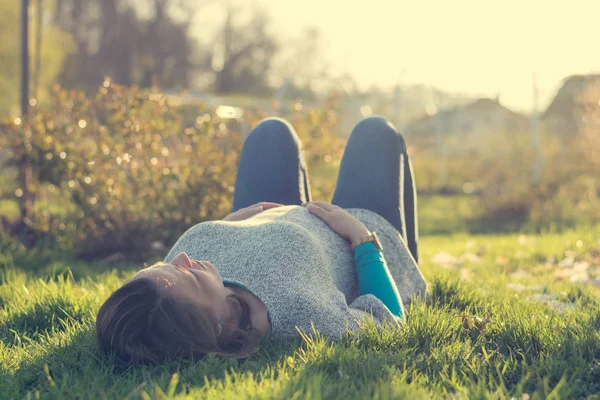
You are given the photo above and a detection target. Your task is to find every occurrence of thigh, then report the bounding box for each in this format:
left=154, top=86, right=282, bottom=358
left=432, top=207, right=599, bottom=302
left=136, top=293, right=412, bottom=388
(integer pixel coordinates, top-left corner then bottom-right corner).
left=232, top=118, right=312, bottom=211
left=332, top=117, right=418, bottom=261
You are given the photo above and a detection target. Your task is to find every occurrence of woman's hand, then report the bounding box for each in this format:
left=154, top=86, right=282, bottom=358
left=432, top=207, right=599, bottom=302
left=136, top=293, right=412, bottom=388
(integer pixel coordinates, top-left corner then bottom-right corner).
left=223, top=202, right=284, bottom=222
left=302, top=201, right=370, bottom=243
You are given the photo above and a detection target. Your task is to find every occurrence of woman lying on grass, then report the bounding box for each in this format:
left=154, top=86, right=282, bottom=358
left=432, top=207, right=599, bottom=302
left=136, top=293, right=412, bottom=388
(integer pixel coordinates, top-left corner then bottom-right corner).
left=96, top=116, right=427, bottom=366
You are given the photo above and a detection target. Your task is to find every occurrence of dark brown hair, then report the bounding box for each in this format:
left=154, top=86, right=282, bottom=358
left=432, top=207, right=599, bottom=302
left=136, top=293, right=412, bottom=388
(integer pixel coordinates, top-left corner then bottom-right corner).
left=96, top=277, right=262, bottom=366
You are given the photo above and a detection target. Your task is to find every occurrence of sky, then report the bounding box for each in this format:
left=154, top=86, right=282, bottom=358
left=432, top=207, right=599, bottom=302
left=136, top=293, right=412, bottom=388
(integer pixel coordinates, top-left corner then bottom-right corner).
left=194, top=0, right=599, bottom=112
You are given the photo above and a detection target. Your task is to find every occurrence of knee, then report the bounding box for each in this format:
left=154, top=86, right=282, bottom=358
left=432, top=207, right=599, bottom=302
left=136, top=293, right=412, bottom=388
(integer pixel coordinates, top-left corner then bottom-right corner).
left=248, top=118, right=297, bottom=141
left=245, top=117, right=301, bottom=151
left=352, top=117, right=407, bottom=152
left=252, top=117, right=294, bottom=136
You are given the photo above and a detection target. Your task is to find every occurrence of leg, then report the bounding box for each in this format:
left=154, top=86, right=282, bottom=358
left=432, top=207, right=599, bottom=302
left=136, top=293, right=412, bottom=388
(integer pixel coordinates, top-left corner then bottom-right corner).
left=232, top=118, right=312, bottom=211
left=332, top=117, right=419, bottom=262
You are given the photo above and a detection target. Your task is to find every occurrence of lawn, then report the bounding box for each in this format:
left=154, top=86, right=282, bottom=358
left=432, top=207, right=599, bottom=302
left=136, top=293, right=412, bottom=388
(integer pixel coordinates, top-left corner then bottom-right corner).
left=1, top=227, right=599, bottom=399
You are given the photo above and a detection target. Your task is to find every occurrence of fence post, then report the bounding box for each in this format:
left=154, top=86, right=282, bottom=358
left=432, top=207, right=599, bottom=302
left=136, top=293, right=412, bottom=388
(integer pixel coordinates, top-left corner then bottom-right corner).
left=18, top=0, right=31, bottom=224
left=33, top=0, right=42, bottom=99
left=21, top=0, right=29, bottom=118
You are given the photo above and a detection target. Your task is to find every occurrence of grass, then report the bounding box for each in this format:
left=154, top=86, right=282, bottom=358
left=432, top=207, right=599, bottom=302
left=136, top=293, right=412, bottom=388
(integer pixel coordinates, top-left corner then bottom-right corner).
left=417, top=194, right=481, bottom=235
left=1, top=227, right=600, bottom=399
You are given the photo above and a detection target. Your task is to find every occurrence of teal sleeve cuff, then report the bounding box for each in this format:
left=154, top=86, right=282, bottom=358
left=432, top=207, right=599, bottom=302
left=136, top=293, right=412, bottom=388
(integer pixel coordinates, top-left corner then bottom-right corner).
left=354, top=242, right=404, bottom=319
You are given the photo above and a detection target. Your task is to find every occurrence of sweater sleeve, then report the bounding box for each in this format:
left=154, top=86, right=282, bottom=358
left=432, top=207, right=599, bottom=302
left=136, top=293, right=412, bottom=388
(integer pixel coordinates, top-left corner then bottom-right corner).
left=353, top=242, right=405, bottom=319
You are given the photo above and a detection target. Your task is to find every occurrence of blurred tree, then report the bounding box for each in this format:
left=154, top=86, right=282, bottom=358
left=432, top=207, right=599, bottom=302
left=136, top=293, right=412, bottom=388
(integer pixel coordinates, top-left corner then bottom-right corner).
left=273, top=27, right=330, bottom=99
left=575, top=78, right=600, bottom=170
left=209, top=6, right=278, bottom=95
left=52, top=0, right=201, bottom=90
left=33, top=0, right=42, bottom=99
left=138, top=0, right=198, bottom=89
left=0, top=0, right=74, bottom=118
left=7, top=1, right=323, bottom=99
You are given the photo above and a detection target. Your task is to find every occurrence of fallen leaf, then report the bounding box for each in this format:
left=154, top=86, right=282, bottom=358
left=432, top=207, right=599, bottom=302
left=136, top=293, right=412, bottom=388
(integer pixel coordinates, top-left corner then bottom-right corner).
left=527, top=293, right=577, bottom=313
left=439, top=264, right=457, bottom=270
left=558, top=256, right=576, bottom=268
left=495, top=256, right=509, bottom=266
left=547, top=300, right=576, bottom=314
left=569, top=271, right=590, bottom=283
left=474, top=316, right=490, bottom=331
left=573, top=261, right=590, bottom=272
left=460, top=252, right=482, bottom=264
left=518, top=234, right=528, bottom=245
left=507, top=283, right=546, bottom=292
left=545, top=257, right=557, bottom=265
left=507, top=283, right=527, bottom=291
left=460, top=268, right=473, bottom=282
left=533, top=264, right=554, bottom=273
left=515, top=251, right=529, bottom=259
left=509, top=269, right=530, bottom=280
left=555, top=269, right=575, bottom=280
left=528, top=293, right=558, bottom=302
left=432, top=251, right=462, bottom=266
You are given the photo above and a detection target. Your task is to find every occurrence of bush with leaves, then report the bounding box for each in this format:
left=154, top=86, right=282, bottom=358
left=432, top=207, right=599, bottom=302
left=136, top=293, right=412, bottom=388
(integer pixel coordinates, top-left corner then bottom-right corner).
left=410, top=123, right=599, bottom=231
left=0, top=83, right=344, bottom=260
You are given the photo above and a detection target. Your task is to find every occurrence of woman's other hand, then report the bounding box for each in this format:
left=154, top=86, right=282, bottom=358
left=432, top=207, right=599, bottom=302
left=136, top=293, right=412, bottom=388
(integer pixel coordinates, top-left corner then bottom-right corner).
left=302, top=201, right=370, bottom=243
left=223, top=202, right=284, bottom=222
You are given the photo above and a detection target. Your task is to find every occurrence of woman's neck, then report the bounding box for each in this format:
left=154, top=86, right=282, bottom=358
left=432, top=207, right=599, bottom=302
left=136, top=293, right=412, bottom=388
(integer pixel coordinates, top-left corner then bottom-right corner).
left=230, top=285, right=270, bottom=337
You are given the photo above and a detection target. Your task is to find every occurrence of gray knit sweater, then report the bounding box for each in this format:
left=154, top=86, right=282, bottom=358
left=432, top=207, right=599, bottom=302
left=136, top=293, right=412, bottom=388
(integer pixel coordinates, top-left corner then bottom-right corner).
left=164, top=205, right=427, bottom=340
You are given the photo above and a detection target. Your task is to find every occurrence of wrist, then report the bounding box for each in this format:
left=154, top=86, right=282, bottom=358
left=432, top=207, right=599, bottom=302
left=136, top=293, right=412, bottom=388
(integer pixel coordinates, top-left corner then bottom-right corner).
left=350, top=231, right=383, bottom=251
left=348, top=228, right=371, bottom=244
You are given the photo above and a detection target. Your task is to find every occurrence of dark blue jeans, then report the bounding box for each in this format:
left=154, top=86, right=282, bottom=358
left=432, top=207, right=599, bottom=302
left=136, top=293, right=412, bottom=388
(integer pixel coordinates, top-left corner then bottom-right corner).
left=231, top=117, right=418, bottom=263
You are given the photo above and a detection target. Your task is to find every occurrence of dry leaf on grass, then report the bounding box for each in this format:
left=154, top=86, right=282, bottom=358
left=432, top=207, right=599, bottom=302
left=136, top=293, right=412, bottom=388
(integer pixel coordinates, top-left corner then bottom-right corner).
left=460, top=252, right=482, bottom=264
left=495, top=256, right=509, bottom=265
left=506, top=283, right=546, bottom=292
left=573, top=261, right=590, bottom=271
left=527, top=293, right=576, bottom=314
left=460, top=268, right=473, bottom=282
left=432, top=251, right=462, bottom=267
left=459, top=315, right=490, bottom=332
left=559, top=256, right=576, bottom=268
left=569, top=271, right=590, bottom=283
left=509, top=269, right=530, bottom=280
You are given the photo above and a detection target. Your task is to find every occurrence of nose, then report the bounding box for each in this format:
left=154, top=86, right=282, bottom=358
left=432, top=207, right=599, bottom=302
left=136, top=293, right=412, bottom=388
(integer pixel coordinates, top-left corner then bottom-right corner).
left=171, top=252, right=193, bottom=268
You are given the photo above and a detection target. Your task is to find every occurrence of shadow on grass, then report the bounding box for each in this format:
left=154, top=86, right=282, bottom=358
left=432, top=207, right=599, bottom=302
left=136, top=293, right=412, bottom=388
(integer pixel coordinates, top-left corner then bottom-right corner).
left=0, top=296, right=89, bottom=346
left=1, top=326, right=305, bottom=398
left=3, top=301, right=600, bottom=398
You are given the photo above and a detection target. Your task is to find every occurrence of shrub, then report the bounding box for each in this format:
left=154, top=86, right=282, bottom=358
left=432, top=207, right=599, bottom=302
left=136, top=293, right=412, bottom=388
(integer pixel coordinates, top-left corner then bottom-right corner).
left=0, top=83, right=344, bottom=260
left=409, top=124, right=599, bottom=232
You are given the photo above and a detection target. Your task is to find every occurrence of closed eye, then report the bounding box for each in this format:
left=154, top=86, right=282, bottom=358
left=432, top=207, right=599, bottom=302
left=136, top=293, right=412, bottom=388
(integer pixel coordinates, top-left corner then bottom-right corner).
left=173, top=264, right=200, bottom=282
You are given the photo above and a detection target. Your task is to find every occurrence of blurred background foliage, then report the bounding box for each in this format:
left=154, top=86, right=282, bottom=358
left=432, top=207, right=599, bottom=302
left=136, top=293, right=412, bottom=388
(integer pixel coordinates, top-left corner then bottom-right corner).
left=0, top=84, right=345, bottom=261
left=0, top=0, right=75, bottom=117
left=0, top=0, right=598, bottom=261
left=1, top=82, right=598, bottom=261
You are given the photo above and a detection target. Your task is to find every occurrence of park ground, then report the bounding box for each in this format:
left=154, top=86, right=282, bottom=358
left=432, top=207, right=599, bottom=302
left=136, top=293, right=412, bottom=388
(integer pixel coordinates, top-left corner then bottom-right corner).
left=2, top=226, right=600, bottom=399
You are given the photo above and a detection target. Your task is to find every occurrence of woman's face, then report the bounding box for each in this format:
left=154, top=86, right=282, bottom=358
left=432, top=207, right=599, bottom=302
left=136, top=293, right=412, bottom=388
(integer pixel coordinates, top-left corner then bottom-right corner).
left=130, top=252, right=244, bottom=336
